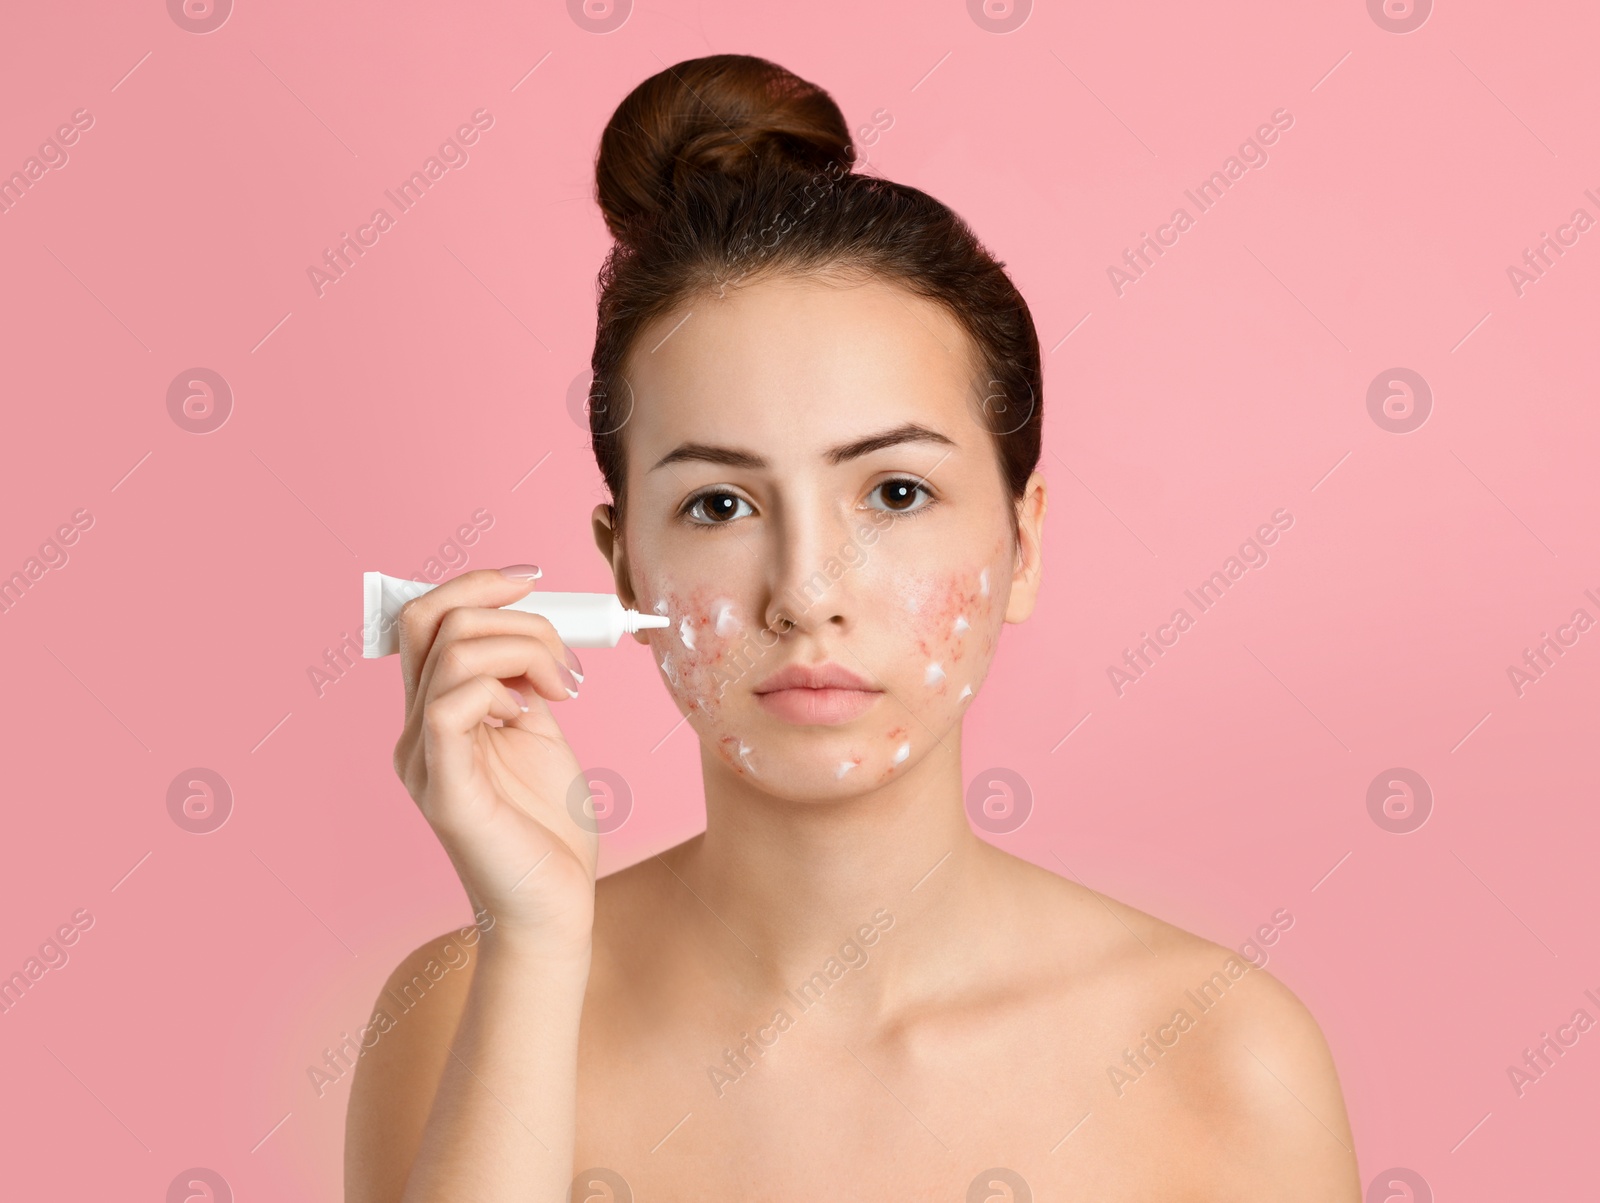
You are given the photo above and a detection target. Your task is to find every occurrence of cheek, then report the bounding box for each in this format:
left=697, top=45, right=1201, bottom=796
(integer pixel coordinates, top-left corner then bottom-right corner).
left=864, top=555, right=1005, bottom=782
left=639, top=583, right=767, bottom=723
left=632, top=535, right=1010, bottom=783
left=897, top=551, right=1006, bottom=710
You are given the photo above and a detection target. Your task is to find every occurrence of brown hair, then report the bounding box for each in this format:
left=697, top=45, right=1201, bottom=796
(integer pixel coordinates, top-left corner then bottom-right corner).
left=588, top=53, right=1042, bottom=546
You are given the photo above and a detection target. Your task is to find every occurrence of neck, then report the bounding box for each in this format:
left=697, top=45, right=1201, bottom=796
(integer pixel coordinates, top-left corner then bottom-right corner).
left=670, top=722, right=1006, bottom=1015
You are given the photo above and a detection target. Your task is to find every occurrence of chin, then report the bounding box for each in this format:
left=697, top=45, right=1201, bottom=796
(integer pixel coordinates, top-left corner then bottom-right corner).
left=709, top=745, right=888, bottom=798
left=693, top=699, right=950, bottom=792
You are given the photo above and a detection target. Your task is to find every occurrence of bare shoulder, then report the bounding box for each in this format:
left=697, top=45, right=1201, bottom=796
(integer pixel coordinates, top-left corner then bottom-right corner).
left=344, top=926, right=487, bottom=1203
left=1009, top=861, right=1361, bottom=1197
left=1157, top=929, right=1360, bottom=1196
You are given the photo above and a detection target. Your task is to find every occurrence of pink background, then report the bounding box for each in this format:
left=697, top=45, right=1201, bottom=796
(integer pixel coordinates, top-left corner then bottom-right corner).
left=2, top=1, right=1597, bottom=1197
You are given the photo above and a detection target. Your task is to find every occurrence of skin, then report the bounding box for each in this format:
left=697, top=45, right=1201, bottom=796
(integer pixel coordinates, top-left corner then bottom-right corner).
left=347, top=273, right=1361, bottom=1200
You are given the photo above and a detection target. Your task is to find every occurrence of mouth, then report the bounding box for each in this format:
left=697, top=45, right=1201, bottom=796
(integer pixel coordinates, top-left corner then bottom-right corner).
left=752, top=660, right=883, bottom=726
left=755, top=686, right=882, bottom=726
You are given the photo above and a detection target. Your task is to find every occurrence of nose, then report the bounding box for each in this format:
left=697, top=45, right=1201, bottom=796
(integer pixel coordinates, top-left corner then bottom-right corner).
left=761, top=487, right=855, bottom=639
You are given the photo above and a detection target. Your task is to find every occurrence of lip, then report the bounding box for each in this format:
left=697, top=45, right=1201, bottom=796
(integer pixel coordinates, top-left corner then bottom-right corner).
left=753, top=662, right=879, bottom=693
left=753, top=661, right=883, bottom=726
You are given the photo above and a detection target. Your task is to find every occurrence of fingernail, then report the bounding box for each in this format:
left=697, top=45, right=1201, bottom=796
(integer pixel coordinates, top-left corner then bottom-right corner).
left=557, top=664, right=580, bottom=697
left=562, top=644, right=585, bottom=680
left=507, top=688, right=530, bottom=713
left=499, top=564, right=542, bottom=580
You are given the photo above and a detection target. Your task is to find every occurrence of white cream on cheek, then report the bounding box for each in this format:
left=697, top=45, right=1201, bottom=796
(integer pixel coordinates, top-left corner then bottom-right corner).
left=887, top=557, right=1000, bottom=775
left=642, top=551, right=1003, bottom=783
left=634, top=563, right=768, bottom=767
left=640, top=584, right=695, bottom=706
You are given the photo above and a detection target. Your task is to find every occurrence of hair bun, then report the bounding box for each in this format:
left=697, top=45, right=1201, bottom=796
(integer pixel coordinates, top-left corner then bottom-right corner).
left=595, top=54, right=854, bottom=243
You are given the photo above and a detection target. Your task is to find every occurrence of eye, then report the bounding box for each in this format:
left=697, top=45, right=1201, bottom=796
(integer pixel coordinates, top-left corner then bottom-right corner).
left=867, top=477, right=937, bottom=517
left=680, top=489, right=754, bottom=528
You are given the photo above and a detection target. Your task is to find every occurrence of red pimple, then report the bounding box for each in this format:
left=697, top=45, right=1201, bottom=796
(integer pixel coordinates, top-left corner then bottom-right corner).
left=887, top=725, right=907, bottom=739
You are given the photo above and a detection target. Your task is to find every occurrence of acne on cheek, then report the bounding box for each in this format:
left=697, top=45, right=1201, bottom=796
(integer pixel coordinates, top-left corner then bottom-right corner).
left=906, top=559, right=1002, bottom=699
left=868, top=552, right=1006, bottom=782
left=641, top=547, right=1006, bottom=783
left=637, top=580, right=790, bottom=779
left=641, top=584, right=761, bottom=726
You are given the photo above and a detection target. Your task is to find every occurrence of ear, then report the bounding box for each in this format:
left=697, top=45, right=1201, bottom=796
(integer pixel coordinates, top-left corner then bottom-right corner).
left=591, top=502, right=651, bottom=644
left=1003, top=471, right=1047, bottom=625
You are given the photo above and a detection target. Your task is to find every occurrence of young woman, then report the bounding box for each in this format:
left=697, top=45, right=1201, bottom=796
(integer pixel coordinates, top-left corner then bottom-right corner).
left=347, top=54, right=1360, bottom=1201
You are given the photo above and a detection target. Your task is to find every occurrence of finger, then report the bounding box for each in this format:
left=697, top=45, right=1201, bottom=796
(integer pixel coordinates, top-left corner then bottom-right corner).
left=397, top=567, right=542, bottom=714
left=427, top=634, right=580, bottom=709
left=431, top=603, right=584, bottom=675
left=494, top=671, right=564, bottom=742
left=417, top=673, right=526, bottom=823
left=417, top=608, right=579, bottom=714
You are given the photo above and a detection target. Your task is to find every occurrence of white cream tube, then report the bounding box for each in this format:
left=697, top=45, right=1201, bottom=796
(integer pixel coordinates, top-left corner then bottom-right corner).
left=362, top=571, right=670, bottom=658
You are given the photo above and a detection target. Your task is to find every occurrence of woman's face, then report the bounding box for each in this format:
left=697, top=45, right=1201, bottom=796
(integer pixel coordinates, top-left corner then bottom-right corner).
left=595, top=272, right=1044, bottom=796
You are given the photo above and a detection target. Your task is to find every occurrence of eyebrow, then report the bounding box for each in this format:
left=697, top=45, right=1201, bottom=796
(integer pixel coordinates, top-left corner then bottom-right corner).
left=648, top=421, right=957, bottom=473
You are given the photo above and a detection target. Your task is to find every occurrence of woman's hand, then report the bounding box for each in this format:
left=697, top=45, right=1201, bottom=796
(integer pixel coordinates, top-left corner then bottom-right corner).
left=390, top=566, right=598, bottom=955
